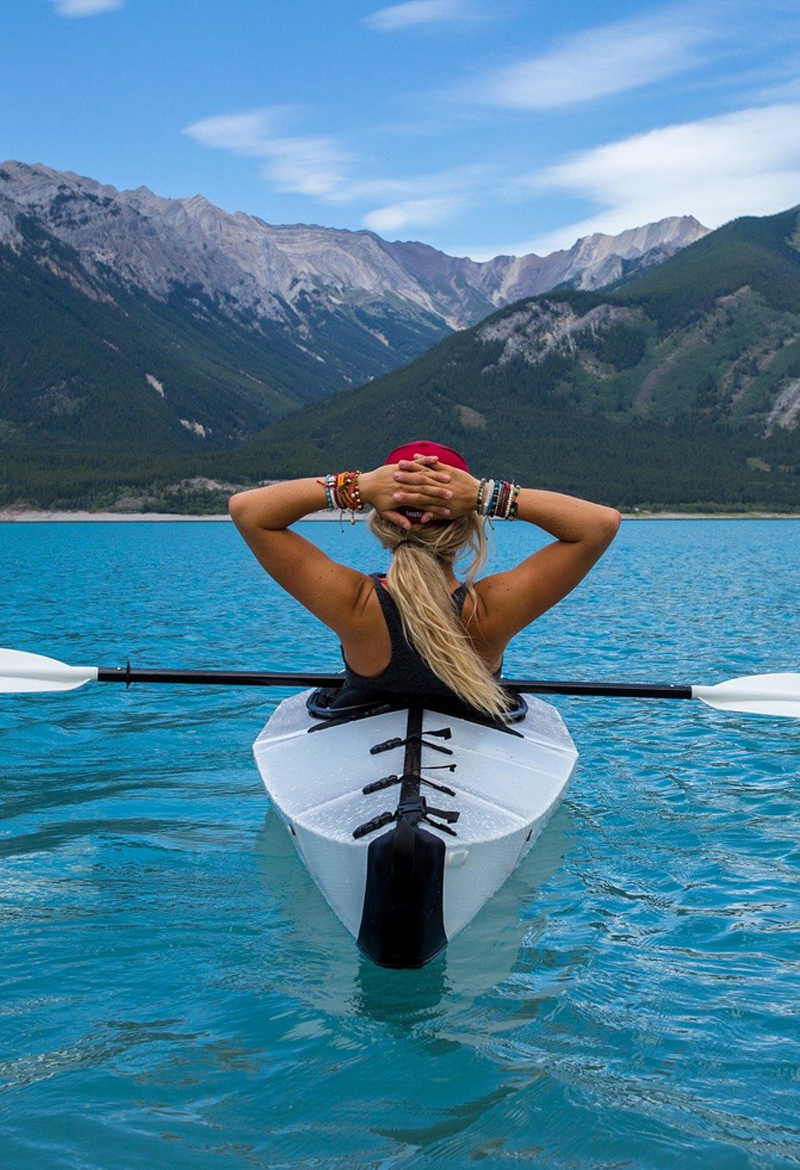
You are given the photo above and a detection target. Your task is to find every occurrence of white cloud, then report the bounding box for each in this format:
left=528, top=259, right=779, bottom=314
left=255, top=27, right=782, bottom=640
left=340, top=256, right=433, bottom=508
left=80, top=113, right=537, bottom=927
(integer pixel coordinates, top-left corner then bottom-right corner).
left=484, top=102, right=800, bottom=256
left=258, top=138, right=358, bottom=199
left=363, top=197, right=465, bottom=232
left=182, top=94, right=800, bottom=258
left=737, top=52, right=800, bottom=104
left=364, top=0, right=473, bottom=32
left=51, top=0, right=124, bottom=15
left=329, top=161, right=494, bottom=205
left=183, top=107, right=489, bottom=230
left=183, top=108, right=357, bottom=199
left=181, top=110, right=285, bottom=155
left=460, top=4, right=717, bottom=109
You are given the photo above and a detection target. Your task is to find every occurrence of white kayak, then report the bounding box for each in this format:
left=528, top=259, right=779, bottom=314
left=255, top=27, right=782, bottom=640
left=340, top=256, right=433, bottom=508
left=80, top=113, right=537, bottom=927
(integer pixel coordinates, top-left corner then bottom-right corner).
left=253, top=687, right=578, bottom=968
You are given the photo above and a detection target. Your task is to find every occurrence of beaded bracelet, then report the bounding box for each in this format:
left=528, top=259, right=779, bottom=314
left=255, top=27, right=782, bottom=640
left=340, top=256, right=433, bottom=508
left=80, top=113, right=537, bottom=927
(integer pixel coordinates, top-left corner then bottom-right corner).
left=337, top=471, right=363, bottom=513
left=489, top=479, right=501, bottom=516
left=318, top=471, right=365, bottom=524
left=476, top=477, right=521, bottom=518
left=496, top=480, right=510, bottom=519
left=319, top=473, right=335, bottom=511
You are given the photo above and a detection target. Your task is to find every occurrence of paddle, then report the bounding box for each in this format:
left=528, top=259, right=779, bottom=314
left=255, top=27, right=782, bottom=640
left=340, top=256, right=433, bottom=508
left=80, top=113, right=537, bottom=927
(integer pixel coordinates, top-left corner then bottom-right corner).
left=1, top=647, right=799, bottom=717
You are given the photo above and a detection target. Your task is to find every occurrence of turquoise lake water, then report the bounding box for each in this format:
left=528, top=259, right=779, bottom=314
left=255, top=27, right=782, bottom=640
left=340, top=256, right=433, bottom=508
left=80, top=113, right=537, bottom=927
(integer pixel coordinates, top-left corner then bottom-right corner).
left=1, top=518, right=799, bottom=1169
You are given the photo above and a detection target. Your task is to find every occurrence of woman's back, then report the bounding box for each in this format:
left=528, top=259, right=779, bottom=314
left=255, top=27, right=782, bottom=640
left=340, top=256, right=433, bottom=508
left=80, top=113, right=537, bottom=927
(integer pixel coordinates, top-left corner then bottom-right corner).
left=342, top=572, right=501, bottom=697
left=228, top=442, right=620, bottom=717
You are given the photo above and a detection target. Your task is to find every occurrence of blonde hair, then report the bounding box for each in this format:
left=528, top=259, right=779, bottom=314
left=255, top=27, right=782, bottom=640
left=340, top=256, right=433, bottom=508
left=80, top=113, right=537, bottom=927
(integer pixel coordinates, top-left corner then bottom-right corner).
left=367, top=511, right=512, bottom=719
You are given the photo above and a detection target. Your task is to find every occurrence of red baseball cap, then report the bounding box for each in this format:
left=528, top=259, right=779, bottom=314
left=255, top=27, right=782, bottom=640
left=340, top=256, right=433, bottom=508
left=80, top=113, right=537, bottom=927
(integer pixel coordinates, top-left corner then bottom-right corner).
left=384, top=440, right=469, bottom=471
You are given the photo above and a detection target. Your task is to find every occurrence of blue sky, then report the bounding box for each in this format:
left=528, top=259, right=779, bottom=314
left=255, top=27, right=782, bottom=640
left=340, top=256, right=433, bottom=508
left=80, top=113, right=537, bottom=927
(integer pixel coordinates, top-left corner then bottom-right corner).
left=4, top=0, right=800, bottom=259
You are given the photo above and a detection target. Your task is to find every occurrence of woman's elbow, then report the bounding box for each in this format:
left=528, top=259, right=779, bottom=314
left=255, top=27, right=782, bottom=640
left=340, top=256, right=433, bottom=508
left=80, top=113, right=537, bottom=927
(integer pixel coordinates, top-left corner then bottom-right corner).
left=594, top=506, right=621, bottom=544
left=228, top=491, right=250, bottom=525
left=606, top=506, right=622, bottom=533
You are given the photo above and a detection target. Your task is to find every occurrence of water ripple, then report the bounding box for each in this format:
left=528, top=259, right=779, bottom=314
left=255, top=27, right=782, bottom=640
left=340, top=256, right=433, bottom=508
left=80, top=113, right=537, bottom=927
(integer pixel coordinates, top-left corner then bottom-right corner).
left=1, top=519, right=799, bottom=1169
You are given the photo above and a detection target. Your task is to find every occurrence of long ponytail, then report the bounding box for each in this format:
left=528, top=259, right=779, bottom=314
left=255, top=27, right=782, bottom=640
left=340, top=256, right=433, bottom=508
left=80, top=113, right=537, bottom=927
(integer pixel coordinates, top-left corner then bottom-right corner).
left=367, top=511, right=512, bottom=718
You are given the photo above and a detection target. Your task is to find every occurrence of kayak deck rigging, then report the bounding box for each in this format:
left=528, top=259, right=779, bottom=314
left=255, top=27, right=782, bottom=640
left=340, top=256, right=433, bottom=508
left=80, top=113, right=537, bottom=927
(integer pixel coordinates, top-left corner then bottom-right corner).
left=252, top=684, right=579, bottom=968
left=353, top=707, right=462, bottom=840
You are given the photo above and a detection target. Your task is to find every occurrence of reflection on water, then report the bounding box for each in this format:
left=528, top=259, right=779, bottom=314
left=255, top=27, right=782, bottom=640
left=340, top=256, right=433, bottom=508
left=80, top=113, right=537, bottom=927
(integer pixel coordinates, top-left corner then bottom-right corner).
left=255, top=804, right=573, bottom=1023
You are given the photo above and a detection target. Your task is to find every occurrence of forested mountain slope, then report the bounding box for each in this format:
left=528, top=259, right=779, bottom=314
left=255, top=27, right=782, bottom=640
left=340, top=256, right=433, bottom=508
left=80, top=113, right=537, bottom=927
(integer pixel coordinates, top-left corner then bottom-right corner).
left=224, top=206, right=800, bottom=510
left=0, top=159, right=704, bottom=457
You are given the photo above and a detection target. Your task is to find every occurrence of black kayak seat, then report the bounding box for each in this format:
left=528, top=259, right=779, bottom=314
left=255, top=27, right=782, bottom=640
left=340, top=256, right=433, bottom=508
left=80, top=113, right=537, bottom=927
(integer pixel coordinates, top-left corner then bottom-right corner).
left=305, top=679, right=528, bottom=725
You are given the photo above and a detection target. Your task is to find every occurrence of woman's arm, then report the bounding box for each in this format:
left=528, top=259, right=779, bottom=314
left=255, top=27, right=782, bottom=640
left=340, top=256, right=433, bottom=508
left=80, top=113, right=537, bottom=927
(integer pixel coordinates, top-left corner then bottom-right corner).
left=510, top=487, right=621, bottom=545
left=476, top=487, right=621, bottom=638
left=229, top=479, right=367, bottom=639
left=228, top=465, right=454, bottom=637
left=391, top=458, right=621, bottom=644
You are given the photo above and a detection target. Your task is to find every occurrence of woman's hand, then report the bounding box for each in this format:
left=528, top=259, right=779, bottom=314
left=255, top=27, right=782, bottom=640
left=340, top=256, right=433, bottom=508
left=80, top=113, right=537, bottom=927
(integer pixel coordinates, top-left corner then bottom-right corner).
left=390, top=456, right=480, bottom=522
left=360, top=456, right=458, bottom=529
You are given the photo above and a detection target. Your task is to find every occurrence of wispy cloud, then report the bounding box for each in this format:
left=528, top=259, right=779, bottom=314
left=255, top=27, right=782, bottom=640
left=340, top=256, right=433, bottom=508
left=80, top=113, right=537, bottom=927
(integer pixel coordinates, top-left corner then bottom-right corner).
left=363, top=197, right=465, bottom=232
left=329, top=161, right=494, bottom=205
left=735, top=51, right=800, bottom=104
left=482, top=102, right=800, bottom=256
left=454, top=4, right=719, bottom=109
left=183, top=107, right=493, bottom=231
left=183, top=108, right=357, bottom=199
left=363, top=0, right=476, bottom=33
left=51, top=0, right=125, bottom=15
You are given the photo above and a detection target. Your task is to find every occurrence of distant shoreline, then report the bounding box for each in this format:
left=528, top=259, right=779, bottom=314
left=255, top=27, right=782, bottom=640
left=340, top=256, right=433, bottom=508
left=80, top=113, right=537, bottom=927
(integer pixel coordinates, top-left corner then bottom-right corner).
left=1, top=509, right=799, bottom=523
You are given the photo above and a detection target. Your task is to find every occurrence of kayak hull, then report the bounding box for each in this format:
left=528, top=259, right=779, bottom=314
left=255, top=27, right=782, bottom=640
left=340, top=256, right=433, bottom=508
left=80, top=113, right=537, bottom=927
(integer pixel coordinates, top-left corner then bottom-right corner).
left=253, top=689, right=578, bottom=968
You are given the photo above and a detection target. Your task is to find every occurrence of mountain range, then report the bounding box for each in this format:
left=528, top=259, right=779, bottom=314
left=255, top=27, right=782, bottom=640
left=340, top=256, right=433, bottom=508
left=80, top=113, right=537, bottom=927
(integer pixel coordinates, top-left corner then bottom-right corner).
left=0, top=159, right=705, bottom=453
left=2, top=159, right=800, bottom=510
left=222, top=204, right=800, bottom=511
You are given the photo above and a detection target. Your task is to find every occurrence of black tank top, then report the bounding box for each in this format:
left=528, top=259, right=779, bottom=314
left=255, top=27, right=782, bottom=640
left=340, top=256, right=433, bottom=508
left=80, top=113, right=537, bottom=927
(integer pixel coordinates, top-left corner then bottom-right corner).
left=341, top=572, right=501, bottom=698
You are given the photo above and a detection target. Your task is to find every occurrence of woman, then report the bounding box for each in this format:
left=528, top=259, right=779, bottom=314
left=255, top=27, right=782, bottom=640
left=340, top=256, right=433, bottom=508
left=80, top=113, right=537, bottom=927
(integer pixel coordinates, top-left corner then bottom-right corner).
left=229, top=441, right=620, bottom=718
left=228, top=439, right=622, bottom=711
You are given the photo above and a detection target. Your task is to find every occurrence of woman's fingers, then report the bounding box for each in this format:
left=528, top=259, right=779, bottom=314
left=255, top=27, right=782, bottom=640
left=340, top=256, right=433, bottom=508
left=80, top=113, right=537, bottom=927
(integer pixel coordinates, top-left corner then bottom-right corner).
left=397, top=458, right=449, bottom=478
left=392, top=488, right=452, bottom=504
left=392, top=480, right=453, bottom=500
left=382, top=509, right=413, bottom=530
left=393, top=470, right=450, bottom=485
left=379, top=457, right=461, bottom=524
left=396, top=459, right=450, bottom=483
left=392, top=493, right=451, bottom=515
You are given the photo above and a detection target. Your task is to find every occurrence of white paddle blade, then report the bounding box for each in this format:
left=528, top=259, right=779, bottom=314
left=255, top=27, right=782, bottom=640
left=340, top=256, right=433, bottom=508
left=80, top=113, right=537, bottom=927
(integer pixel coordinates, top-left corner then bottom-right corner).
left=692, top=673, right=800, bottom=718
left=0, top=648, right=98, bottom=693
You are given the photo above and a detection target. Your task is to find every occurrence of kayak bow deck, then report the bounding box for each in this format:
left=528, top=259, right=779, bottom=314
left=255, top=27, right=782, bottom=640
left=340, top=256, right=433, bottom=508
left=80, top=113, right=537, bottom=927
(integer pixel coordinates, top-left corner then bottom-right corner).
left=253, top=689, right=578, bottom=968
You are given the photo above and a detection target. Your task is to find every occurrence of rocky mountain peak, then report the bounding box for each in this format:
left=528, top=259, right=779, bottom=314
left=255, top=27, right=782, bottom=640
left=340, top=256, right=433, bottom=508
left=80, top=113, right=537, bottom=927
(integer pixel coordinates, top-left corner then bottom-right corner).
left=0, top=159, right=709, bottom=332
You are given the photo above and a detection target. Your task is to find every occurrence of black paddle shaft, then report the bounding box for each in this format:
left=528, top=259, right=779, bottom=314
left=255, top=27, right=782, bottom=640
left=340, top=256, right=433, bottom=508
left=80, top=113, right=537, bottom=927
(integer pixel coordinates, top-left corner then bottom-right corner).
left=96, top=665, right=693, bottom=700
left=97, top=667, right=340, bottom=688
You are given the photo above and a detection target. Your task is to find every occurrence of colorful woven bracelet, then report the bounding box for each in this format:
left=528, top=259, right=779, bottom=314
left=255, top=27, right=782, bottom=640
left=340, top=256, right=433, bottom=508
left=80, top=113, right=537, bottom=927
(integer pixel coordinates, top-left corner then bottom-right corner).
left=489, top=479, right=501, bottom=516
left=496, top=480, right=510, bottom=519
left=477, top=477, right=521, bottom=518
left=320, top=470, right=365, bottom=522
left=335, top=471, right=349, bottom=511
left=339, top=471, right=363, bottom=511
left=319, top=473, right=338, bottom=511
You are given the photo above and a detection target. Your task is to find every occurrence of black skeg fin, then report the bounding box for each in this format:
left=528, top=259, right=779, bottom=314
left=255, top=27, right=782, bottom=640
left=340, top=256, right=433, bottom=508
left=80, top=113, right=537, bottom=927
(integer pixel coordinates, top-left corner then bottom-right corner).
left=356, top=704, right=448, bottom=969
left=357, top=821, right=446, bottom=969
